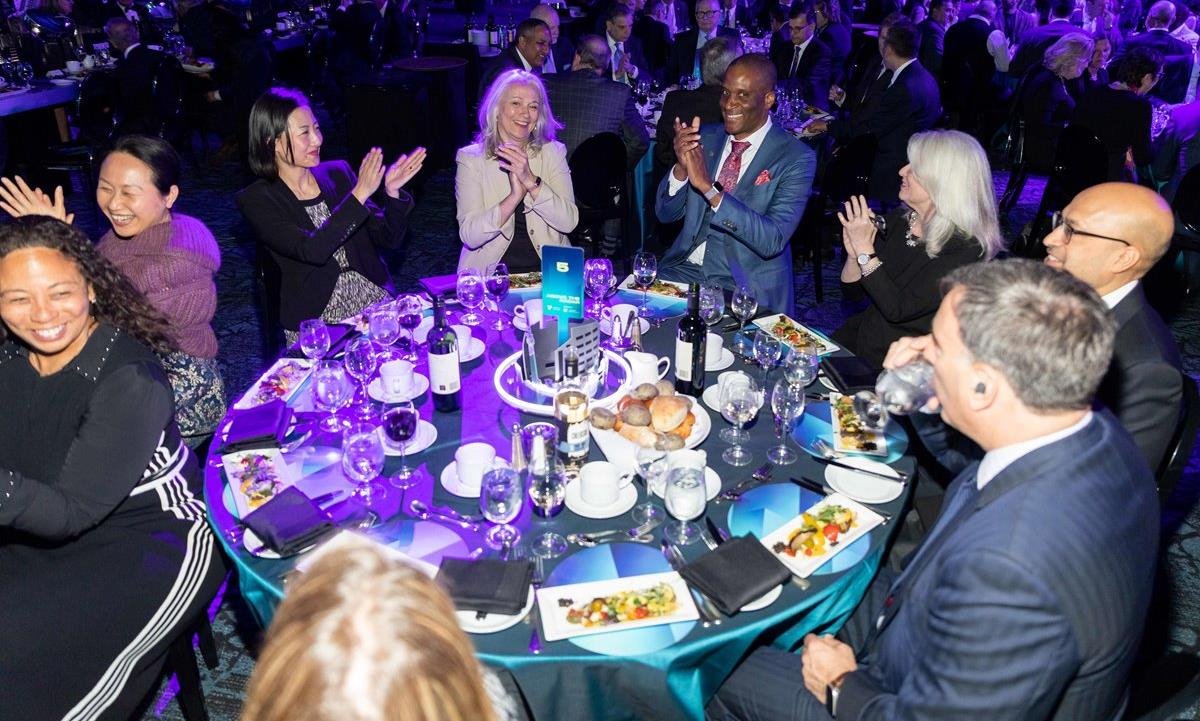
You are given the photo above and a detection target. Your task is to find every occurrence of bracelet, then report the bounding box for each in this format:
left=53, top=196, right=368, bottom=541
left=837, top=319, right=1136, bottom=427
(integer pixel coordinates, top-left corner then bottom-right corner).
left=861, top=258, right=883, bottom=277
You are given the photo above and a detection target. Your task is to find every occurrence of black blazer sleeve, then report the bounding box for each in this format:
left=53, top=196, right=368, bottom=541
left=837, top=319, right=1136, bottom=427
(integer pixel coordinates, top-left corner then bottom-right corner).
left=851, top=233, right=982, bottom=324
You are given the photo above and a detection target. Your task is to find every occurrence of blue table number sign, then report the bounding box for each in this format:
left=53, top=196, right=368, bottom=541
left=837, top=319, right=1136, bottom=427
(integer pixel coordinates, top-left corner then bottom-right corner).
left=541, top=245, right=585, bottom=344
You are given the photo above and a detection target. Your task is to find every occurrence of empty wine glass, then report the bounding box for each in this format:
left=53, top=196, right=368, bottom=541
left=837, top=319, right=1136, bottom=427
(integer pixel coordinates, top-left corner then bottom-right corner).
left=584, top=257, right=616, bottom=318
left=730, top=285, right=758, bottom=355
left=382, top=400, right=420, bottom=489
left=632, top=251, right=657, bottom=319
left=527, top=439, right=568, bottom=559
left=721, top=373, right=763, bottom=467
left=852, top=359, right=937, bottom=430
left=663, top=466, right=706, bottom=545
left=312, top=360, right=352, bottom=433
left=484, top=262, right=510, bottom=330
left=395, top=294, right=424, bottom=361
left=367, top=302, right=401, bottom=362
left=342, top=418, right=386, bottom=521
left=456, top=267, right=486, bottom=326
left=699, top=283, right=725, bottom=328
left=480, top=464, right=523, bottom=550
left=753, top=328, right=783, bottom=378
left=783, top=340, right=820, bottom=387
left=298, top=318, right=331, bottom=360
left=717, top=371, right=752, bottom=443
left=769, top=379, right=806, bottom=465
left=632, top=446, right=668, bottom=524
left=343, top=337, right=378, bottom=420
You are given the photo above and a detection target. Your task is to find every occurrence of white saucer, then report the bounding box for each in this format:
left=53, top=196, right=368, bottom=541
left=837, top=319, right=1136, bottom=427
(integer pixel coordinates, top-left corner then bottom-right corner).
left=740, top=584, right=783, bottom=612
left=824, top=457, right=904, bottom=504
left=564, top=477, right=639, bottom=519
left=459, top=337, right=485, bottom=363
left=456, top=587, right=535, bottom=634
left=650, top=466, right=722, bottom=501
left=706, top=347, right=735, bottom=372
left=380, top=419, right=438, bottom=457
left=512, top=314, right=537, bottom=332
left=701, top=384, right=722, bottom=412
left=439, top=457, right=510, bottom=498
left=600, top=316, right=650, bottom=337
left=367, top=374, right=430, bottom=402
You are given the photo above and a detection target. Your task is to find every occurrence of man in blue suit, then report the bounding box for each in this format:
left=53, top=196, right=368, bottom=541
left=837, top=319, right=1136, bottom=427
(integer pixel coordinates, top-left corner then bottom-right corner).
left=707, top=259, right=1159, bottom=721
left=656, top=53, right=816, bottom=317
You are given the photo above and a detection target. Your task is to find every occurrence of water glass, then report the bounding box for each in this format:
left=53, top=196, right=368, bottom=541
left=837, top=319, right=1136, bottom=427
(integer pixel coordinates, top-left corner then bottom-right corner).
left=753, top=328, right=782, bottom=377
left=457, top=267, right=486, bottom=326
left=663, top=466, right=706, bottom=545
left=852, top=359, right=937, bottom=429
left=343, top=337, right=378, bottom=419
left=720, top=373, right=763, bottom=467
left=395, top=294, right=424, bottom=361
left=480, top=464, right=523, bottom=550
left=382, top=401, right=419, bottom=489
left=783, top=340, right=820, bottom=387
left=584, top=257, right=616, bottom=318
left=632, top=251, right=657, bottom=319
left=699, top=283, right=725, bottom=327
left=367, top=302, right=401, bottom=361
left=718, top=371, right=754, bottom=444
left=730, top=285, right=758, bottom=355
left=632, top=446, right=668, bottom=524
left=298, top=318, right=331, bottom=360
left=342, top=418, right=386, bottom=520
left=312, top=360, right=352, bottom=433
left=484, top=262, right=510, bottom=330
left=769, top=379, right=806, bottom=465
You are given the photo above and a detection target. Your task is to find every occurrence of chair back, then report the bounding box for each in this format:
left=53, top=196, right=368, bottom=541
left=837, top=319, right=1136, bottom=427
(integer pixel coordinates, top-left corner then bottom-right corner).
left=1049, top=123, right=1108, bottom=203
left=1155, top=374, right=1199, bottom=502
left=148, top=54, right=184, bottom=141
left=569, top=132, right=626, bottom=211
left=1174, top=163, right=1200, bottom=235
left=821, top=133, right=877, bottom=205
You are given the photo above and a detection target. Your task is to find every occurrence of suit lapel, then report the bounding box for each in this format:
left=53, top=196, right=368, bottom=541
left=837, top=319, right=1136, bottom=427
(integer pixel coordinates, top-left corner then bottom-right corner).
left=734, top=125, right=782, bottom=196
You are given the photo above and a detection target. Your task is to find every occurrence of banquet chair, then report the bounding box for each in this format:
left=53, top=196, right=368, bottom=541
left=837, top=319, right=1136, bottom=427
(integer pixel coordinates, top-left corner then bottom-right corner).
left=568, top=132, right=631, bottom=269
left=152, top=613, right=220, bottom=721
left=1154, top=374, right=1199, bottom=504
left=256, top=244, right=284, bottom=358
left=1011, top=124, right=1107, bottom=259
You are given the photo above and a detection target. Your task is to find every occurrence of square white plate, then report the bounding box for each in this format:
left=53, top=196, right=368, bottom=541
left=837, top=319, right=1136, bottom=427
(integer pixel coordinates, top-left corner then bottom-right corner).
left=535, top=571, right=699, bottom=641
left=234, top=358, right=314, bottom=410
left=220, top=448, right=299, bottom=518
left=751, top=313, right=840, bottom=356
left=760, top=493, right=885, bottom=578
left=617, top=275, right=689, bottom=300
left=829, top=392, right=888, bottom=457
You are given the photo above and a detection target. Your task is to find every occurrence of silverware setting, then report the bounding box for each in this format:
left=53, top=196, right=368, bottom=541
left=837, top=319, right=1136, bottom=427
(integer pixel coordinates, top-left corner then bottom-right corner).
left=662, top=540, right=721, bottom=627
left=566, top=518, right=662, bottom=547
left=528, top=555, right=545, bottom=654
left=717, top=463, right=775, bottom=503
left=409, top=499, right=482, bottom=531
left=811, top=439, right=910, bottom=483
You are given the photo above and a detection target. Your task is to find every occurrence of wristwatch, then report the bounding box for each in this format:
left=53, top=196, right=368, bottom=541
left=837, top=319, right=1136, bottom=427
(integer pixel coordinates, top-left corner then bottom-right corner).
left=825, top=672, right=849, bottom=717
left=856, top=252, right=877, bottom=267
left=703, top=181, right=724, bottom=203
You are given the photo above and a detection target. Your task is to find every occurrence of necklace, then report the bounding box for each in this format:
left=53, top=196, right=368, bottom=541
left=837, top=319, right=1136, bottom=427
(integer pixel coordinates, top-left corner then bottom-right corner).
left=904, top=210, right=921, bottom=247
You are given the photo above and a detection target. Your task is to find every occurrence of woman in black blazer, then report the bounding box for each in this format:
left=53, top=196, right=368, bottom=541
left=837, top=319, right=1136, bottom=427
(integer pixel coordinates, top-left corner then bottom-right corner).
left=1017, top=33, right=1094, bottom=170
left=236, top=88, right=425, bottom=341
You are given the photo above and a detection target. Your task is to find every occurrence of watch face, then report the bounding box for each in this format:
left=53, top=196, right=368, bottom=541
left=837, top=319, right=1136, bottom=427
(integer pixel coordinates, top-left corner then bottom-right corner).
left=857, top=253, right=870, bottom=265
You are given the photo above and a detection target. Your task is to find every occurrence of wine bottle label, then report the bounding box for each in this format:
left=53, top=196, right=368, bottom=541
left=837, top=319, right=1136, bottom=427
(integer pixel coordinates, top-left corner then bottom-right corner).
left=564, top=421, right=589, bottom=447
left=428, top=352, right=461, bottom=394
left=675, top=340, right=693, bottom=381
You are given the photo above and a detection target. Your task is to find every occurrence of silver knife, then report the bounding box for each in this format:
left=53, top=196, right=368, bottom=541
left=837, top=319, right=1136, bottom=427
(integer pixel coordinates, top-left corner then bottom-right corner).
left=662, top=540, right=722, bottom=626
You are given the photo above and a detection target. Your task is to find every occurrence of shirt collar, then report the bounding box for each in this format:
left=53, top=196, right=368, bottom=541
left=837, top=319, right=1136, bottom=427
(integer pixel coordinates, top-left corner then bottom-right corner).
left=976, top=411, right=1093, bottom=489
left=516, top=48, right=534, bottom=71
left=794, top=36, right=812, bottom=52
left=726, top=116, right=773, bottom=149
left=889, top=57, right=916, bottom=86
left=1101, top=279, right=1139, bottom=308
left=607, top=33, right=622, bottom=48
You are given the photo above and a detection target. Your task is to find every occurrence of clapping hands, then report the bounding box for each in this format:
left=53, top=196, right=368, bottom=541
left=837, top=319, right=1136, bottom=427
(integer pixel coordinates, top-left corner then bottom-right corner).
left=497, top=143, right=538, bottom=194
left=672, top=116, right=714, bottom=194
left=351, top=147, right=386, bottom=205
left=0, top=176, right=74, bottom=224
left=837, top=195, right=878, bottom=257
left=384, top=147, right=426, bottom=198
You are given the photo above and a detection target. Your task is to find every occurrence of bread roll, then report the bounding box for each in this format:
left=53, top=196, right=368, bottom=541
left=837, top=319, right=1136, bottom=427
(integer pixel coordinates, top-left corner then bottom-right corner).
left=654, top=379, right=676, bottom=396
left=648, top=395, right=690, bottom=432
left=668, top=411, right=696, bottom=440
left=589, top=407, right=617, bottom=430
left=655, top=433, right=685, bottom=451
left=631, top=383, right=659, bottom=401
left=618, top=423, right=661, bottom=448
left=620, top=404, right=652, bottom=427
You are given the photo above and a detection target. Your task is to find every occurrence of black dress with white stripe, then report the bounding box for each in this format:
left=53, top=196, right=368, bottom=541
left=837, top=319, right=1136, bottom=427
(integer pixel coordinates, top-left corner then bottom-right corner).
left=0, top=324, right=226, bottom=720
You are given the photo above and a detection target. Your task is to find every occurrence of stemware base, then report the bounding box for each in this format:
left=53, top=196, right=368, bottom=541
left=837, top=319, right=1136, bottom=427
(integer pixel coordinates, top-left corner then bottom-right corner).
left=631, top=501, right=664, bottom=525
left=388, top=466, right=418, bottom=490
left=767, top=445, right=797, bottom=465
left=719, top=427, right=746, bottom=444
left=663, top=519, right=701, bottom=545
left=723, top=445, right=754, bottom=467
left=486, top=524, right=520, bottom=550
left=319, top=414, right=347, bottom=433
left=531, top=531, right=568, bottom=559
left=459, top=311, right=483, bottom=326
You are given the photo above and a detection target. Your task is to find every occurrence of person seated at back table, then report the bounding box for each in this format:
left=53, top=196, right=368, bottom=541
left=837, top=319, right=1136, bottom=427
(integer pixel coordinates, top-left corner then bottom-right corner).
left=656, top=54, right=816, bottom=317
left=1015, top=33, right=1094, bottom=169
left=241, top=542, right=520, bottom=721
left=831, top=129, right=1004, bottom=369
left=104, top=16, right=180, bottom=136
left=1116, top=0, right=1194, bottom=103
left=770, top=3, right=834, bottom=110
left=456, top=69, right=579, bottom=274
left=1073, top=46, right=1163, bottom=183
left=531, top=3, right=575, bottom=75
left=664, top=0, right=741, bottom=86
left=1008, top=0, right=1079, bottom=78
left=478, top=18, right=551, bottom=99
left=707, top=258, right=1159, bottom=721
left=656, top=35, right=744, bottom=169
left=237, top=87, right=424, bottom=346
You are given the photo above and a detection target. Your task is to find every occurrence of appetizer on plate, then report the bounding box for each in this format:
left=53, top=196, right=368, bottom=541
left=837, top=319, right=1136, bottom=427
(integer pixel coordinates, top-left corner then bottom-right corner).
left=772, top=504, right=857, bottom=558
left=765, top=315, right=834, bottom=354
left=246, top=360, right=311, bottom=407
left=830, top=393, right=888, bottom=456
left=227, top=453, right=283, bottom=511
left=562, top=581, right=679, bottom=627
left=508, top=272, right=542, bottom=289
left=589, top=380, right=694, bottom=450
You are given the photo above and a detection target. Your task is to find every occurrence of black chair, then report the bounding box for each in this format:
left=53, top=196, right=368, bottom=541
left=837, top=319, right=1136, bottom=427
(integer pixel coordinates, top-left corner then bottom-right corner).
left=1123, top=650, right=1200, bottom=721
left=1154, top=374, right=1199, bottom=503
left=254, top=244, right=284, bottom=358
left=160, top=614, right=220, bottom=721
left=42, top=70, right=118, bottom=223
left=1012, top=124, right=1107, bottom=258
left=1172, top=162, right=1200, bottom=244
left=998, top=72, right=1034, bottom=213
left=568, top=132, right=631, bottom=268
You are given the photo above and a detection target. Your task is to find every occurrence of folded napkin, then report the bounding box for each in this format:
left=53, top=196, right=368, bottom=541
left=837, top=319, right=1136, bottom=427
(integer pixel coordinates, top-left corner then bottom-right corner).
left=220, top=400, right=294, bottom=453
left=436, top=557, right=533, bottom=615
left=241, top=486, right=334, bottom=556
left=678, top=534, right=792, bottom=616
left=419, top=274, right=458, bottom=299
left=820, top=355, right=880, bottom=394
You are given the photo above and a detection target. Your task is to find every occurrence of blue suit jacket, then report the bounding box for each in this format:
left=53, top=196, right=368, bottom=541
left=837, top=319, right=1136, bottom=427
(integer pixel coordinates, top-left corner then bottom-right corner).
left=839, top=411, right=1159, bottom=721
left=654, top=123, right=816, bottom=317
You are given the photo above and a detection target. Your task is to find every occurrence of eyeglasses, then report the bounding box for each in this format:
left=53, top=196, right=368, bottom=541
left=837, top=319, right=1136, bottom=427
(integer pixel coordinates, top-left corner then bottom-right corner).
left=696, top=9, right=719, bottom=16
left=1050, top=211, right=1131, bottom=246
left=790, top=22, right=812, bottom=31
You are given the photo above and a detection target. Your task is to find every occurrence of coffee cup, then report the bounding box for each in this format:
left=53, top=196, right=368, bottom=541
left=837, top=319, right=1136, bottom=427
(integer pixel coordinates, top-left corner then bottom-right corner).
left=514, top=299, right=543, bottom=329
left=705, top=332, right=724, bottom=359
left=717, top=371, right=751, bottom=396
left=65, top=60, right=82, bottom=74
left=600, top=303, right=640, bottom=337
left=379, top=359, right=415, bottom=397
left=625, top=350, right=670, bottom=386
left=451, top=324, right=473, bottom=359
left=579, top=461, right=633, bottom=507
left=82, top=55, right=95, bottom=69
left=454, top=442, right=496, bottom=490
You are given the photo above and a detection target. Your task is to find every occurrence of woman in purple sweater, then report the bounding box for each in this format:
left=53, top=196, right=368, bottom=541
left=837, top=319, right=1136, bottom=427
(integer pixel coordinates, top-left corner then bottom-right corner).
left=0, top=136, right=226, bottom=445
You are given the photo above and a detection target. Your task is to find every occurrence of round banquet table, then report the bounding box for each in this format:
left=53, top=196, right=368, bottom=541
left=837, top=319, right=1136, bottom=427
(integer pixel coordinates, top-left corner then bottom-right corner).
left=203, top=286, right=915, bottom=721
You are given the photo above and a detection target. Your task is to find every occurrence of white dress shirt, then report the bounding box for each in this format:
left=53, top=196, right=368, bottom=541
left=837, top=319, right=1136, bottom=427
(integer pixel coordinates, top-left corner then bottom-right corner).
left=975, top=411, right=1094, bottom=489
left=1101, top=280, right=1138, bottom=309
left=788, top=37, right=813, bottom=77
left=607, top=33, right=639, bottom=81
left=516, top=48, right=534, bottom=71
left=966, top=15, right=1011, bottom=72
left=888, top=57, right=917, bottom=86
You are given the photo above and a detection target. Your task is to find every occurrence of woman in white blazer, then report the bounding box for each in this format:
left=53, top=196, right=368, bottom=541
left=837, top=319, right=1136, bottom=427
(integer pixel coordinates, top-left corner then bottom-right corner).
left=456, top=69, right=579, bottom=272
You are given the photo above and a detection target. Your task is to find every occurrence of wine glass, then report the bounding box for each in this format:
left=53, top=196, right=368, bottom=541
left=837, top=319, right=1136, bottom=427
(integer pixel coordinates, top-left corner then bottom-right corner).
left=343, top=337, right=378, bottom=420
left=382, top=401, right=420, bottom=489
left=367, top=302, right=401, bottom=362
left=480, top=464, right=523, bottom=550
left=342, top=418, right=386, bottom=521
left=312, top=360, right=352, bottom=433
left=769, top=379, right=806, bottom=465
left=528, top=458, right=568, bottom=559
left=783, top=340, right=820, bottom=387
left=632, top=251, right=657, bottom=319
left=663, top=466, right=706, bottom=545
left=396, top=294, right=424, bottom=361
left=717, top=371, right=753, bottom=444
left=753, top=328, right=783, bottom=379
left=456, top=267, right=486, bottom=326
left=730, top=285, right=758, bottom=355
left=484, top=262, right=510, bottom=330
left=584, top=257, right=616, bottom=318
left=852, top=359, right=937, bottom=430
left=699, top=283, right=725, bottom=329
left=720, top=373, right=763, bottom=467
left=632, top=446, right=668, bottom=524
left=298, top=318, right=331, bottom=360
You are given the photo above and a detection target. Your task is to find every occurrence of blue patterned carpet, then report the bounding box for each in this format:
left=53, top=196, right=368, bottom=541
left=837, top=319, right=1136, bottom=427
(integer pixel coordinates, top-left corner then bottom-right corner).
left=51, top=111, right=1198, bottom=719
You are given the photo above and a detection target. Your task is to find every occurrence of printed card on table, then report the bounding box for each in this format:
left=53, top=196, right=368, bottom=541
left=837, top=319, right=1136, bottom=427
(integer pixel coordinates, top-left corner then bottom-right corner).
left=541, top=245, right=585, bottom=345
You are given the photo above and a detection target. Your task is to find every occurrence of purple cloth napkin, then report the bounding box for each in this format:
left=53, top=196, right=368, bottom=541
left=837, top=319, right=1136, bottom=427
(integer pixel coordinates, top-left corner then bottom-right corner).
left=242, top=486, right=334, bottom=556
left=419, top=274, right=458, bottom=299
left=219, top=400, right=294, bottom=453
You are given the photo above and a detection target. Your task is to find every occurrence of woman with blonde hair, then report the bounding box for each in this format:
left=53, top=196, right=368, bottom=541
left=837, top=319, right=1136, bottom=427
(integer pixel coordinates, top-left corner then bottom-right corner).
left=1016, top=33, right=1095, bottom=166
left=242, top=542, right=518, bottom=721
left=832, top=129, right=1004, bottom=368
left=455, top=69, right=578, bottom=273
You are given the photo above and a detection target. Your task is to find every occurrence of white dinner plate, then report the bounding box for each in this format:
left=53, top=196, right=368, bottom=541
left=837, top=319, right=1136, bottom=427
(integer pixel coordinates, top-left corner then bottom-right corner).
left=367, top=374, right=430, bottom=402
left=824, top=456, right=904, bottom=504
left=456, top=587, right=535, bottom=634
left=564, top=477, right=639, bottom=519
left=379, top=419, right=438, bottom=457
left=740, top=584, right=783, bottom=612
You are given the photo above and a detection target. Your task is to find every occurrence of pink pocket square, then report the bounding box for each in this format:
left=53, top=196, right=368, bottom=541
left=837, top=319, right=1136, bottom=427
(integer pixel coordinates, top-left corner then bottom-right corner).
left=754, top=170, right=771, bottom=186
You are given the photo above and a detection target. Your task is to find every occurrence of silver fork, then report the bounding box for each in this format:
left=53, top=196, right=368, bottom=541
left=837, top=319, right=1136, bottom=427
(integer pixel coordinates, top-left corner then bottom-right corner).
left=716, top=463, right=775, bottom=503
left=528, top=555, right=544, bottom=654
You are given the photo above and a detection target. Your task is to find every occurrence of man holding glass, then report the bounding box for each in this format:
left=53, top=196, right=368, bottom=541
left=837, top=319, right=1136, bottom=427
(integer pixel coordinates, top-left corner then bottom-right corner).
left=707, top=259, right=1158, bottom=721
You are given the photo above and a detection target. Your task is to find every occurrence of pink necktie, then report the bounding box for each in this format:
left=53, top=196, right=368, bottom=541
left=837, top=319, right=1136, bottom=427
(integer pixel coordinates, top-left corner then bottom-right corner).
left=716, top=140, right=751, bottom=192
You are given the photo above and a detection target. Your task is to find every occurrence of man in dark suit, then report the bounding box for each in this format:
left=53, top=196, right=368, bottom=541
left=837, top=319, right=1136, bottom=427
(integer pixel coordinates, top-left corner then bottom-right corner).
left=708, top=258, right=1159, bottom=721
left=664, top=0, right=741, bottom=84
left=813, top=0, right=852, bottom=83
left=657, top=35, right=743, bottom=168
left=104, top=16, right=177, bottom=136
left=656, top=54, right=816, bottom=316
left=604, top=3, right=652, bottom=83
left=102, top=0, right=160, bottom=43
left=478, top=18, right=551, bottom=98
left=809, top=17, right=941, bottom=203
left=771, top=4, right=834, bottom=109
left=918, top=0, right=959, bottom=77
left=1116, top=0, right=1195, bottom=103
left=531, top=3, right=575, bottom=74
left=630, top=0, right=672, bottom=78
left=942, top=0, right=1009, bottom=137
left=1009, top=0, right=1077, bottom=78
left=544, top=35, right=650, bottom=166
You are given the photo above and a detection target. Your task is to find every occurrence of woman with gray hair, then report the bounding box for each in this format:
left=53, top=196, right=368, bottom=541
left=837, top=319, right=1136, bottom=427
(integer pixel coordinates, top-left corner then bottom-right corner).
left=1016, top=32, right=1095, bottom=165
left=456, top=69, right=579, bottom=273
left=831, top=129, right=1004, bottom=368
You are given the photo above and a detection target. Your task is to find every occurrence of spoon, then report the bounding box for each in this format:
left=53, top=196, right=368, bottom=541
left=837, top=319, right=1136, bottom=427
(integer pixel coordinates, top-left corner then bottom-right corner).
left=409, top=500, right=482, bottom=531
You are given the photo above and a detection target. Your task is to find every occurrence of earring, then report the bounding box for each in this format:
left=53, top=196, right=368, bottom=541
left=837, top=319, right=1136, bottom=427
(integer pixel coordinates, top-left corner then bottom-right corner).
left=974, top=382, right=986, bottom=394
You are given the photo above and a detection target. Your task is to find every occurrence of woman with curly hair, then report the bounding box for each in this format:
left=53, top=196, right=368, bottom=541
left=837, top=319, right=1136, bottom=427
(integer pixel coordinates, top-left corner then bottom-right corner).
left=0, top=217, right=225, bottom=720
